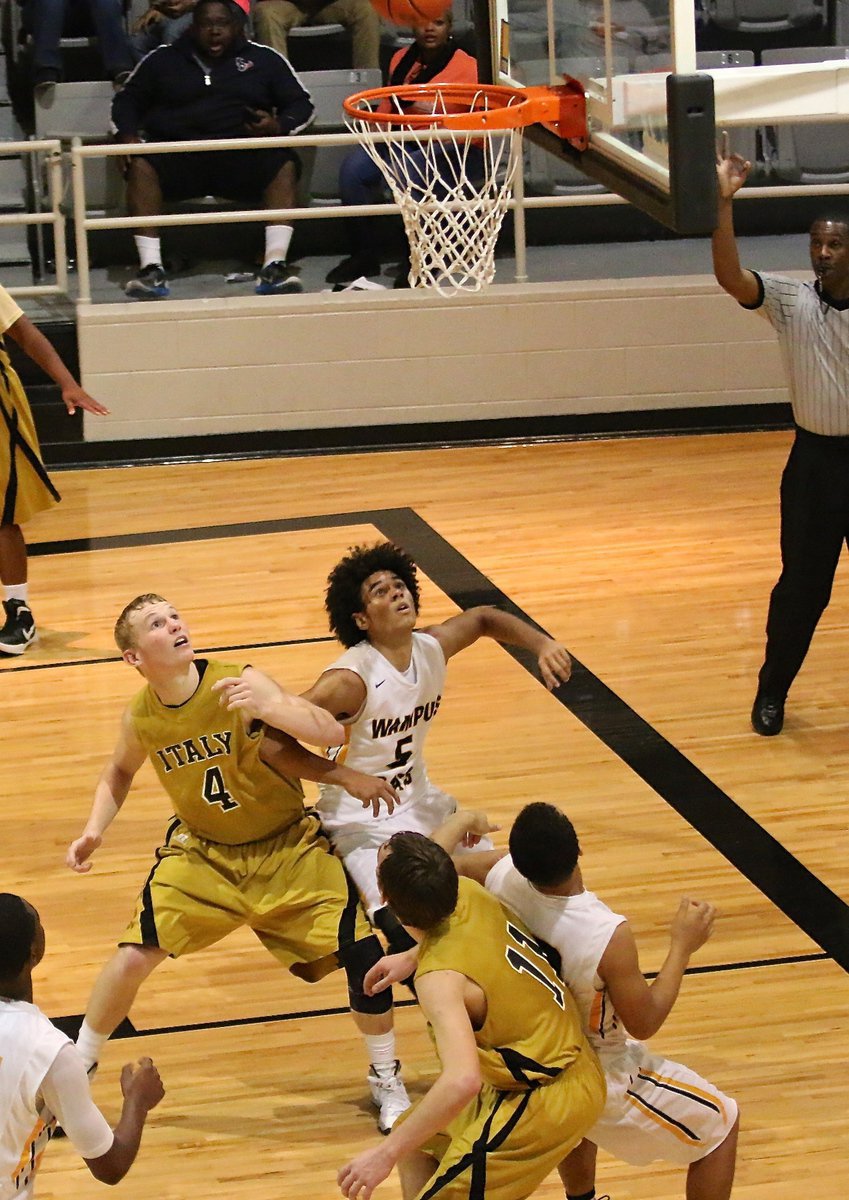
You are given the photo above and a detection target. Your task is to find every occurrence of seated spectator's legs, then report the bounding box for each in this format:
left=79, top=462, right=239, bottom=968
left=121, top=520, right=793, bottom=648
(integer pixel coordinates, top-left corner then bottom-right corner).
left=28, top=0, right=132, bottom=82
left=124, top=148, right=304, bottom=298
left=257, top=156, right=304, bottom=293
left=88, top=0, right=133, bottom=77
left=125, top=154, right=170, bottom=297
left=325, top=145, right=386, bottom=282
left=310, top=0, right=379, bottom=68
left=252, top=0, right=307, bottom=56
left=129, top=12, right=194, bottom=62
left=27, top=0, right=69, bottom=82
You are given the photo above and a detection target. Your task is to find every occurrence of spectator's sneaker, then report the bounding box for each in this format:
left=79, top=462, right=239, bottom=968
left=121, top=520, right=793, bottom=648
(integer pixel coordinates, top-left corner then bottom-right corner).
left=367, top=1061, right=410, bottom=1134
left=256, top=261, right=304, bottom=295
left=125, top=264, right=169, bottom=300
left=325, top=254, right=382, bottom=284
left=0, top=599, right=37, bottom=656
left=33, top=68, right=60, bottom=101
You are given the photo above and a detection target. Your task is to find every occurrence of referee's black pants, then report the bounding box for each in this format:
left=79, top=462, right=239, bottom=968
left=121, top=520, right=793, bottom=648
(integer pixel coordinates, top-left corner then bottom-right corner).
left=759, top=427, right=849, bottom=697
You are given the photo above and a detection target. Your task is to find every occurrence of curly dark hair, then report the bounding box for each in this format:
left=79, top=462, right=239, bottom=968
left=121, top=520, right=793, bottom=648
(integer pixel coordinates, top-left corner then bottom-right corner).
left=509, top=803, right=581, bottom=888
left=325, top=542, right=421, bottom=647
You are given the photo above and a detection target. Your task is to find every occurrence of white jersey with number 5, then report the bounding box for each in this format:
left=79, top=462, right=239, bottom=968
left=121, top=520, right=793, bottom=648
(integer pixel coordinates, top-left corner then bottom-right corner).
left=316, top=631, right=448, bottom=838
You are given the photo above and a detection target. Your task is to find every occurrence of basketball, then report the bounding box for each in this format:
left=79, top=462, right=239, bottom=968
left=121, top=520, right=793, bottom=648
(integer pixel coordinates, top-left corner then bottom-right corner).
left=369, top=0, right=451, bottom=28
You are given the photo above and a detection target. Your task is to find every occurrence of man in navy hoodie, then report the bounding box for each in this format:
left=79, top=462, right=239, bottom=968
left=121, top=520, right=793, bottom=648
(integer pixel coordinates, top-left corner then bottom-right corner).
left=112, top=0, right=315, bottom=298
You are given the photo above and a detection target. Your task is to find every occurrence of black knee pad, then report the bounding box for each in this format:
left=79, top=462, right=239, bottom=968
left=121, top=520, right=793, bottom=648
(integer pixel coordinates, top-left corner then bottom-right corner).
left=372, top=906, right=417, bottom=996
left=340, top=934, right=392, bottom=1015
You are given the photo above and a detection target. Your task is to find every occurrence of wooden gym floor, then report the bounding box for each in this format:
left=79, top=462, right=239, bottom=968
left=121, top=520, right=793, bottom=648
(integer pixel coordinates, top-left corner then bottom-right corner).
left=3, top=430, right=848, bottom=1199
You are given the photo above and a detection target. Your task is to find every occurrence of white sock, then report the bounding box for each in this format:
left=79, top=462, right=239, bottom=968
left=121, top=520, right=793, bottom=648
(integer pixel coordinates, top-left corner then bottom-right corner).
left=264, top=224, right=293, bottom=267
left=365, top=1031, right=397, bottom=1074
left=4, top=583, right=28, bottom=604
left=134, top=235, right=162, bottom=270
left=76, top=1019, right=108, bottom=1069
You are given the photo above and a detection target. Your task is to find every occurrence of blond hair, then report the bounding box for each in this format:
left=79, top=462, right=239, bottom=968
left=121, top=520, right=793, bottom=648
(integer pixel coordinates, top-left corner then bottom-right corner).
left=114, top=593, right=168, bottom=652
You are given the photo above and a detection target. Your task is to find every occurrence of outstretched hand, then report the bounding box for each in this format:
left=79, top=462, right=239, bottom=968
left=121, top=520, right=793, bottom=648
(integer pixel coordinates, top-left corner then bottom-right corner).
left=338, top=767, right=398, bottom=817
left=364, top=950, right=417, bottom=996
left=537, top=638, right=572, bottom=690
left=716, top=130, right=751, bottom=200
left=66, top=831, right=102, bottom=873
left=61, top=384, right=109, bottom=416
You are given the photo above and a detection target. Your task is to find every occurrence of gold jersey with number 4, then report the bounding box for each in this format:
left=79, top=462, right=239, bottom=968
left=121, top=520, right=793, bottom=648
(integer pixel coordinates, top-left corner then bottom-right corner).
left=130, top=658, right=305, bottom=844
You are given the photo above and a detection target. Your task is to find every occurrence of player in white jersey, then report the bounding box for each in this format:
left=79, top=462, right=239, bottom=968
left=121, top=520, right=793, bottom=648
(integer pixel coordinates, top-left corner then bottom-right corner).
left=299, top=541, right=571, bottom=1132
left=0, top=893, right=163, bottom=1200
left=367, top=804, right=740, bottom=1200
left=715, top=141, right=849, bottom=737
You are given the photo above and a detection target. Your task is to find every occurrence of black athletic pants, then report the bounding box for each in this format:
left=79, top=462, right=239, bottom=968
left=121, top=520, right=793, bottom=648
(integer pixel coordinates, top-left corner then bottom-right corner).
left=759, top=426, right=849, bottom=697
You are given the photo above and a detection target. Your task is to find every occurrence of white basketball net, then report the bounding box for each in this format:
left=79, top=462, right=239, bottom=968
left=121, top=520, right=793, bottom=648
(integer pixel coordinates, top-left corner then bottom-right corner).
left=346, top=89, right=524, bottom=296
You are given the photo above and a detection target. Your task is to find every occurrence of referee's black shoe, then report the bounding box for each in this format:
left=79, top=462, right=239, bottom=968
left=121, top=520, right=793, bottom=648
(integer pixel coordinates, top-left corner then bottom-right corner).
left=751, top=689, right=785, bottom=736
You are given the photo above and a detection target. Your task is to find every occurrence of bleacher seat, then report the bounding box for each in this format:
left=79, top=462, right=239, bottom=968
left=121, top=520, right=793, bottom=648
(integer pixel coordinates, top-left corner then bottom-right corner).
left=297, top=67, right=381, bottom=203
left=761, top=46, right=849, bottom=183
left=704, top=0, right=824, bottom=34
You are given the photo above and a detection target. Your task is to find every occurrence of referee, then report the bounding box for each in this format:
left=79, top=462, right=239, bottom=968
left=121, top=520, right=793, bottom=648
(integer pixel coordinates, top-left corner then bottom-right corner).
left=714, top=141, right=849, bottom=736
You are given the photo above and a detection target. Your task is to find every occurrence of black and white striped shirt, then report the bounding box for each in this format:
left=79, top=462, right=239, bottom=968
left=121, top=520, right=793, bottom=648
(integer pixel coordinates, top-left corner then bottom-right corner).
left=746, top=272, right=849, bottom=436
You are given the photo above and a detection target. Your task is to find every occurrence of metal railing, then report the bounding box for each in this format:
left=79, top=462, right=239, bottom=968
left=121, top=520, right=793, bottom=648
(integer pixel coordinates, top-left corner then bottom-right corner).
left=3, top=139, right=68, bottom=298
left=6, top=128, right=849, bottom=303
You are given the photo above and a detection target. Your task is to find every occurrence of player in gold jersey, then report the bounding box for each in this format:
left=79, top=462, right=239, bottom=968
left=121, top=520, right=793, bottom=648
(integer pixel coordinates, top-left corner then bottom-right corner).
left=65, top=594, right=400, bottom=1122
left=337, top=832, right=605, bottom=1200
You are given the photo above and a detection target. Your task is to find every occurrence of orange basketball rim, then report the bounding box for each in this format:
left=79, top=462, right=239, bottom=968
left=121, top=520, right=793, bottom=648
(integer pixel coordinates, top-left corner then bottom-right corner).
left=343, top=80, right=588, bottom=148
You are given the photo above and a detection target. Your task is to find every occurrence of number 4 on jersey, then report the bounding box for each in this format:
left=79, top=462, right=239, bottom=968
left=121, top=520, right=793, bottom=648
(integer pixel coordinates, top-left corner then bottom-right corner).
left=202, top=765, right=240, bottom=811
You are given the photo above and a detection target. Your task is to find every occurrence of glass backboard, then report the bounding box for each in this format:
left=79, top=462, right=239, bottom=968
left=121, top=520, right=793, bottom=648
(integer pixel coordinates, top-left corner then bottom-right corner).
left=474, top=0, right=849, bottom=233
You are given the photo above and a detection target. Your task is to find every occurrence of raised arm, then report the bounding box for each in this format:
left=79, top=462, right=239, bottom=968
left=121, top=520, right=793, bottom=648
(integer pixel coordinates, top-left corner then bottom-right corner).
left=66, top=707, right=147, bottom=872
left=338, top=970, right=480, bottom=1199
left=430, top=810, right=506, bottom=885
left=598, top=898, right=716, bottom=1041
left=212, top=667, right=345, bottom=746
left=713, top=137, right=760, bottom=306
left=425, top=607, right=572, bottom=691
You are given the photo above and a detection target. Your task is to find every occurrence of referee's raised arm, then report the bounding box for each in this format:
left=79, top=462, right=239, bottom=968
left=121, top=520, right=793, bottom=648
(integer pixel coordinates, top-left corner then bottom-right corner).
left=713, top=136, right=761, bottom=308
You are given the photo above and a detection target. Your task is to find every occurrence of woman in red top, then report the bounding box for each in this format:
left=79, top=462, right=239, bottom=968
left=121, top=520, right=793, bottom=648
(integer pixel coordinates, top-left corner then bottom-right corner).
left=326, top=10, right=478, bottom=287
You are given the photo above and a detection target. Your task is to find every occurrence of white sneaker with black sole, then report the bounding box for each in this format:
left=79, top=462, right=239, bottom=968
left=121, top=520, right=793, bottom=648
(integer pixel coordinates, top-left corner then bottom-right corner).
left=367, top=1060, right=411, bottom=1134
left=0, top=599, right=36, bottom=655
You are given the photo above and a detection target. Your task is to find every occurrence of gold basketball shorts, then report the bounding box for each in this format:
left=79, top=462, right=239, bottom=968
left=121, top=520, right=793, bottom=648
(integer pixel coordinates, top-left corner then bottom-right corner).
left=120, top=812, right=372, bottom=973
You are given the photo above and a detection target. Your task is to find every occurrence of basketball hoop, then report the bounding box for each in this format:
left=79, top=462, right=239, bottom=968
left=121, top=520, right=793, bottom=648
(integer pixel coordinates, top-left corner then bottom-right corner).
left=343, top=81, right=586, bottom=295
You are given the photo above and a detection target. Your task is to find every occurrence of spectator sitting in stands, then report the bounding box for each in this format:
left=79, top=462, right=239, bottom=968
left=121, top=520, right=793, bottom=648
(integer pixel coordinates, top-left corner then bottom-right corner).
left=26, top=0, right=134, bottom=93
left=112, top=0, right=315, bottom=299
left=129, top=0, right=197, bottom=63
left=253, top=0, right=379, bottom=70
left=325, top=11, right=477, bottom=287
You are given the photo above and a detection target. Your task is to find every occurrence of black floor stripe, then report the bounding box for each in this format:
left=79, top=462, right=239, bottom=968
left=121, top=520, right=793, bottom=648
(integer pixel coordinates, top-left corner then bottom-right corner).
left=18, top=505, right=849, bottom=975
left=373, top=510, right=849, bottom=974
left=0, top=636, right=335, bottom=675
left=27, top=510, right=393, bottom=557
left=53, top=949, right=826, bottom=1039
